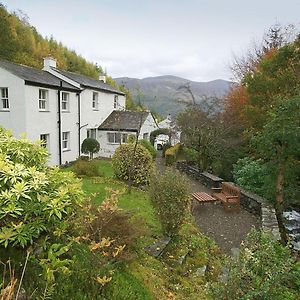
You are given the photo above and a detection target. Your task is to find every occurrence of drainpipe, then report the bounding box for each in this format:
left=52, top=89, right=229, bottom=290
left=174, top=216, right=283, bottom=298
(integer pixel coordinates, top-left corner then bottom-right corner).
left=77, top=92, right=81, bottom=157
left=58, top=81, right=62, bottom=165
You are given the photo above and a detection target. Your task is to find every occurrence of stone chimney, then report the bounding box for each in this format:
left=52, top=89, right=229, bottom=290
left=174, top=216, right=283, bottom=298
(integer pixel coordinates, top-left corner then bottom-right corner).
left=99, top=74, right=106, bottom=83
left=43, top=56, right=57, bottom=69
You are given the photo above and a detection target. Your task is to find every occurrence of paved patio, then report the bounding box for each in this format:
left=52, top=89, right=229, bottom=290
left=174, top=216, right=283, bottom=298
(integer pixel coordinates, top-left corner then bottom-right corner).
left=190, top=177, right=261, bottom=254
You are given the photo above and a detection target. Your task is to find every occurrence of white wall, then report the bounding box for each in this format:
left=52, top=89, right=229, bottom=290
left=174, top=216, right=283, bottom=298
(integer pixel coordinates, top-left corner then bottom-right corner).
left=79, top=89, right=125, bottom=156
left=0, top=68, right=26, bottom=136
left=24, top=86, right=79, bottom=165
left=138, top=113, right=158, bottom=140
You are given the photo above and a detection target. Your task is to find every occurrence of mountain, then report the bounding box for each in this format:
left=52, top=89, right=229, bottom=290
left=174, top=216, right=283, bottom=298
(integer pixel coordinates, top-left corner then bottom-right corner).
left=114, top=75, right=233, bottom=116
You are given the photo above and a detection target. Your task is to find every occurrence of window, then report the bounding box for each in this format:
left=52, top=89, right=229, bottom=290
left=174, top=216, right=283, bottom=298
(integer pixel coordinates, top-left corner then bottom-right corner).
left=1, top=88, right=9, bottom=110
left=107, top=132, right=121, bottom=144
left=114, top=95, right=118, bottom=109
left=87, top=129, right=97, bottom=139
left=40, top=134, right=50, bottom=150
left=62, top=131, right=70, bottom=150
left=61, top=92, right=69, bottom=111
left=92, top=92, right=98, bottom=110
left=143, top=133, right=149, bottom=140
left=122, top=133, right=128, bottom=143
left=39, top=89, right=48, bottom=110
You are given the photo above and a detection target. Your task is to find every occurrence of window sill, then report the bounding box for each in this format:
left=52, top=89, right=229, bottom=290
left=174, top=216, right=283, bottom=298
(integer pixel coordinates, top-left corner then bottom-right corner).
left=62, top=149, right=71, bottom=152
left=39, top=110, right=50, bottom=112
left=92, top=109, right=99, bottom=111
left=62, top=110, right=70, bottom=113
left=0, top=109, right=10, bottom=112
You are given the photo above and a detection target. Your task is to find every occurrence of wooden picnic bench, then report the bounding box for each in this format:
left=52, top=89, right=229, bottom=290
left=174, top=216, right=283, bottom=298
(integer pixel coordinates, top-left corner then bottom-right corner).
left=211, top=182, right=241, bottom=212
left=192, top=192, right=217, bottom=203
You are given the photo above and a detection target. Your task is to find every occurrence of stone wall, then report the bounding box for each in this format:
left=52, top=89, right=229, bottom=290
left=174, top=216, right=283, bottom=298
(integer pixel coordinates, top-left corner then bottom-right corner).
left=176, top=161, right=280, bottom=240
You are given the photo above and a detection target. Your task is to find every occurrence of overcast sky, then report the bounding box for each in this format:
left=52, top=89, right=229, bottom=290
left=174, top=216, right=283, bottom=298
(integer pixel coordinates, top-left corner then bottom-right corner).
left=2, top=0, right=300, bottom=81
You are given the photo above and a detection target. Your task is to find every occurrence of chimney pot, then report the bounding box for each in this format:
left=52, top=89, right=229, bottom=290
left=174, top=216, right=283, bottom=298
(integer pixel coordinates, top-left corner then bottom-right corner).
left=99, top=75, right=106, bottom=83
left=43, top=56, right=57, bottom=69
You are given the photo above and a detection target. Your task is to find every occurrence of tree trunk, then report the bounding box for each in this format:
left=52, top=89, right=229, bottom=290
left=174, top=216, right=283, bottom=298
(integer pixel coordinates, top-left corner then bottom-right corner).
left=275, top=162, right=287, bottom=244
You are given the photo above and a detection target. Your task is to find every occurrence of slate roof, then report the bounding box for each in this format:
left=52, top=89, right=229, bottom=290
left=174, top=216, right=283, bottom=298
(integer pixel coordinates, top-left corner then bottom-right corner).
left=98, top=111, right=150, bottom=132
left=0, top=60, right=79, bottom=91
left=53, top=69, right=125, bottom=95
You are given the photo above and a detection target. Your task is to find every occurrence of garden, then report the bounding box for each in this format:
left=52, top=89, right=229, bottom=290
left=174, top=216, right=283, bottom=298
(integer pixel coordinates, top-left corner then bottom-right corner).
left=1, top=128, right=300, bottom=300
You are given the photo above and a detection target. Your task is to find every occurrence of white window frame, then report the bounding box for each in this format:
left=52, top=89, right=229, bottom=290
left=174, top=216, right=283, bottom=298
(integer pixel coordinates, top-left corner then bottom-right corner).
left=0, top=88, right=9, bottom=110
left=40, top=134, right=50, bottom=150
left=61, top=92, right=69, bottom=112
left=62, top=131, right=70, bottom=151
left=92, top=92, right=99, bottom=110
left=122, top=133, right=128, bottom=143
left=114, top=95, right=118, bottom=109
left=107, top=132, right=121, bottom=144
left=39, top=89, right=48, bottom=111
left=87, top=128, right=97, bottom=139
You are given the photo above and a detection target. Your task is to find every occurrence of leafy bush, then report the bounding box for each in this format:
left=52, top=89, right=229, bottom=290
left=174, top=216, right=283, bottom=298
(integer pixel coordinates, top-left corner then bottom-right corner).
left=162, top=142, right=171, bottom=157
left=149, top=169, right=190, bottom=236
left=165, top=143, right=181, bottom=166
left=183, top=147, right=198, bottom=163
left=112, top=143, right=153, bottom=186
left=81, top=138, right=100, bottom=159
left=0, top=128, right=84, bottom=248
left=210, top=229, right=300, bottom=300
left=233, top=157, right=268, bottom=196
left=73, top=158, right=102, bottom=177
left=138, top=139, right=157, bottom=159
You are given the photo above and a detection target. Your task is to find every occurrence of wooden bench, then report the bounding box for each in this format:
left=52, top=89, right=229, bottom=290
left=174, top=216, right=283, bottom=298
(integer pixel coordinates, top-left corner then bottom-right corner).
left=192, top=192, right=217, bottom=203
left=211, top=182, right=241, bottom=212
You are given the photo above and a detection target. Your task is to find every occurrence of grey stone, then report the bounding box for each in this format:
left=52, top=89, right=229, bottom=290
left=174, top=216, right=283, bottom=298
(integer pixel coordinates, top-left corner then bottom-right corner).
left=144, top=237, right=171, bottom=258
left=195, top=265, right=207, bottom=276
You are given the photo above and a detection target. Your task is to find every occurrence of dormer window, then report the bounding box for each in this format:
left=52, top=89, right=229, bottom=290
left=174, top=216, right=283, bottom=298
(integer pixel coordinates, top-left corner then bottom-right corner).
left=61, top=92, right=69, bottom=111
left=0, top=88, right=9, bottom=110
left=92, top=92, right=98, bottom=110
left=39, top=89, right=48, bottom=111
left=114, top=95, right=118, bottom=109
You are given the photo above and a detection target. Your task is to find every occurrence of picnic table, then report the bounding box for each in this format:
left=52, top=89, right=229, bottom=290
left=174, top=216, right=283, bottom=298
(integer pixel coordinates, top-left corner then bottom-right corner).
left=192, top=192, right=217, bottom=203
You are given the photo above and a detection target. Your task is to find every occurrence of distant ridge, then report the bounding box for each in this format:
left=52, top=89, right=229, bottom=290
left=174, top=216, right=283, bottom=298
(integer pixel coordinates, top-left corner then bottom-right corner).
left=115, top=75, right=233, bottom=116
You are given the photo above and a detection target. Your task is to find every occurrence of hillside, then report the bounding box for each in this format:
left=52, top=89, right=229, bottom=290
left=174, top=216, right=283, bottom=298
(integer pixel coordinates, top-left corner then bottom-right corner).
left=0, top=4, right=105, bottom=80
left=115, top=75, right=233, bottom=116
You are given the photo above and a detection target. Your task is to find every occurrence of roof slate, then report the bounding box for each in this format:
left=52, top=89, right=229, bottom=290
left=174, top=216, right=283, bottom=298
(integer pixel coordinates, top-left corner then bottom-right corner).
left=53, top=69, right=125, bottom=95
left=0, top=60, right=79, bottom=90
left=98, top=111, right=150, bottom=132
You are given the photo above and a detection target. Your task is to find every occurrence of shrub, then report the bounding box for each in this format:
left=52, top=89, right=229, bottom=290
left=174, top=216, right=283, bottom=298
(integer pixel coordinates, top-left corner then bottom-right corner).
left=183, top=147, right=198, bottom=163
left=162, top=142, right=171, bottom=157
left=0, top=128, right=84, bottom=248
left=210, top=229, right=300, bottom=300
left=73, top=158, right=102, bottom=177
left=149, top=169, right=190, bottom=236
left=138, top=139, right=157, bottom=159
left=233, top=157, right=268, bottom=196
left=165, top=143, right=181, bottom=166
left=112, top=143, right=153, bottom=186
left=81, top=138, right=100, bottom=159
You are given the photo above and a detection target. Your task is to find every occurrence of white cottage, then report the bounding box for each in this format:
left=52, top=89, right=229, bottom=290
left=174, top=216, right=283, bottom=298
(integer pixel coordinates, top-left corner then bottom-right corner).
left=0, top=58, right=127, bottom=165
left=98, top=110, right=158, bottom=157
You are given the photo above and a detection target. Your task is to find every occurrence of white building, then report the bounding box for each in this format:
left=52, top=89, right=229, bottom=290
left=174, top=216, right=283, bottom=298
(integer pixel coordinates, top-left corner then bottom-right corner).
left=98, top=110, right=158, bottom=157
left=0, top=58, right=155, bottom=164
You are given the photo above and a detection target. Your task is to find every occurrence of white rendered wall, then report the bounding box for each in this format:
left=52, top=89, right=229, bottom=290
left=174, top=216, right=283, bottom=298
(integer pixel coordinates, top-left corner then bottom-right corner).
left=138, top=114, right=158, bottom=140
left=24, top=86, right=79, bottom=165
left=0, top=68, right=26, bottom=136
left=79, top=89, right=125, bottom=156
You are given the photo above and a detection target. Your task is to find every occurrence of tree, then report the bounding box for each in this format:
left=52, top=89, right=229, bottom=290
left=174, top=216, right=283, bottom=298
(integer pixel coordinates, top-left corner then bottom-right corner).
left=252, top=97, right=300, bottom=239
left=81, top=138, right=100, bottom=159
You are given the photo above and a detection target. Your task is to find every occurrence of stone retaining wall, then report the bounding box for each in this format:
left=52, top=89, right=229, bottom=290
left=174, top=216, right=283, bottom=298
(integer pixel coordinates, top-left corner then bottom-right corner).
left=177, top=161, right=280, bottom=240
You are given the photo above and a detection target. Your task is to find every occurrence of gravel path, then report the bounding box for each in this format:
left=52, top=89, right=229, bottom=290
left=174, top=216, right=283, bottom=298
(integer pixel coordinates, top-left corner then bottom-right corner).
left=155, top=154, right=261, bottom=254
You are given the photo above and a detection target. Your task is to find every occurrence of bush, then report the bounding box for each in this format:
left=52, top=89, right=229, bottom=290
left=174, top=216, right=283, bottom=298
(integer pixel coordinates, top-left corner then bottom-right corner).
left=210, top=229, right=300, bottom=300
left=73, top=158, right=102, bottom=177
left=233, top=157, right=268, bottom=196
left=162, top=142, right=171, bottom=157
left=165, top=143, right=181, bottom=166
left=149, top=169, right=190, bottom=236
left=0, top=128, right=84, bottom=248
left=81, top=138, right=100, bottom=159
left=138, top=139, right=157, bottom=159
left=112, top=143, right=153, bottom=186
left=183, top=147, right=198, bottom=163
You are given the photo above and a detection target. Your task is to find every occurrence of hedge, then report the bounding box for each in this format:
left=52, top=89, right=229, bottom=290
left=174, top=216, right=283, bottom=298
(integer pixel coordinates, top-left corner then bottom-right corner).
left=165, top=143, right=181, bottom=166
